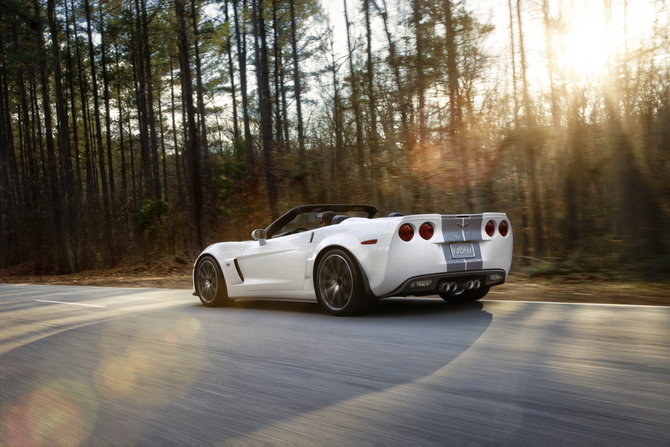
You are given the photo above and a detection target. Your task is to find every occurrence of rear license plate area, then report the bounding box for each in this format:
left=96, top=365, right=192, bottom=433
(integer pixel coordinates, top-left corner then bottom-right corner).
left=450, top=242, right=475, bottom=258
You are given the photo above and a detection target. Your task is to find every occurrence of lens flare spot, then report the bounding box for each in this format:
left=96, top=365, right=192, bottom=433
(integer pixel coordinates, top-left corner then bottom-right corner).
left=128, top=349, right=153, bottom=375
left=6, top=387, right=84, bottom=446
left=165, top=332, right=178, bottom=345
left=96, top=357, right=136, bottom=398
left=176, top=317, right=201, bottom=339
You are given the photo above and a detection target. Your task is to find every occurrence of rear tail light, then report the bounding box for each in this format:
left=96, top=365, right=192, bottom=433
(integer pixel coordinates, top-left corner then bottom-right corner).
left=499, top=220, right=509, bottom=237
left=419, top=222, right=434, bottom=240
left=485, top=220, right=495, bottom=237
left=398, top=224, right=414, bottom=242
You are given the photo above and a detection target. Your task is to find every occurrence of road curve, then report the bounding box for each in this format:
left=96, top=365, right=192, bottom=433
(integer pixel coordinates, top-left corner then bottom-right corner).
left=1, top=284, right=668, bottom=446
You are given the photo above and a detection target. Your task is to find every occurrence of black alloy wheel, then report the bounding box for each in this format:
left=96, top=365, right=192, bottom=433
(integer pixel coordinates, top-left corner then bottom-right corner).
left=315, top=249, right=370, bottom=316
left=196, top=256, right=232, bottom=307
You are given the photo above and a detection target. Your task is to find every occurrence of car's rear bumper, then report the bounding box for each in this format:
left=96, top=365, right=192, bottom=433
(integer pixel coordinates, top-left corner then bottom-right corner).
left=375, top=268, right=507, bottom=298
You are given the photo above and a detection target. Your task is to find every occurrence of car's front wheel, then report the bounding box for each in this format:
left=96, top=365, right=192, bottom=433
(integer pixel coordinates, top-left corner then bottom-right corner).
left=315, top=249, right=370, bottom=316
left=439, top=286, right=490, bottom=304
left=195, top=256, right=233, bottom=307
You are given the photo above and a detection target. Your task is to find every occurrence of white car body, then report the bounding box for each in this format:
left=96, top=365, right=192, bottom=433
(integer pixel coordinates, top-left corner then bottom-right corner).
left=193, top=205, right=513, bottom=309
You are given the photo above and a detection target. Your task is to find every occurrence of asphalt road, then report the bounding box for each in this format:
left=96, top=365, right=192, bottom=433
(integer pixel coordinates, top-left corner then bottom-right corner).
left=1, top=284, right=668, bottom=446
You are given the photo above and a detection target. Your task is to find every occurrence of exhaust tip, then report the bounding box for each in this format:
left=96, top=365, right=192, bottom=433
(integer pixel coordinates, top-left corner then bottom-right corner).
left=440, top=281, right=459, bottom=293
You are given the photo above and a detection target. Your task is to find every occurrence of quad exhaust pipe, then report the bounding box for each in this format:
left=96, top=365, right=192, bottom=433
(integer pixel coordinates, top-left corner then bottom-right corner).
left=440, top=279, right=481, bottom=293
left=440, top=282, right=458, bottom=293
left=465, top=279, right=482, bottom=290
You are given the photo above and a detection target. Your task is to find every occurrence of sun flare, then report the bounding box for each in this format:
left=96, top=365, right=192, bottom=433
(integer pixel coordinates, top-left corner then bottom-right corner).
left=559, top=17, right=609, bottom=78
left=549, top=0, right=657, bottom=82
left=555, top=3, right=616, bottom=80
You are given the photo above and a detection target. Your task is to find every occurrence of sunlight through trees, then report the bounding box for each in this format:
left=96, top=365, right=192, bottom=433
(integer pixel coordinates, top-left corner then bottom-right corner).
left=0, top=0, right=668, bottom=278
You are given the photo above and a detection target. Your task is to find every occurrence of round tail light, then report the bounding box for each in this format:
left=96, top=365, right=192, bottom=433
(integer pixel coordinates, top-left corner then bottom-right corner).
left=485, top=220, right=496, bottom=237
left=398, top=224, right=414, bottom=241
left=499, top=220, right=509, bottom=237
left=419, top=222, right=434, bottom=240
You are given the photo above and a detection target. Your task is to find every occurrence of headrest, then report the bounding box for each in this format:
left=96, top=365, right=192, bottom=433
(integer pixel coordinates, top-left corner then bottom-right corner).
left=388, top=212, right=405, bottom=217
left=331, top=215, right=350, bottom=225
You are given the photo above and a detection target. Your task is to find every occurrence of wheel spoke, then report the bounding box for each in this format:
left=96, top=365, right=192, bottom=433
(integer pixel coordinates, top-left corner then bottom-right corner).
left=198, top=261, right=218, bottom=303
left=319, top=254, right=354, bottom=311
left=323, top=261, right=336, bottom=280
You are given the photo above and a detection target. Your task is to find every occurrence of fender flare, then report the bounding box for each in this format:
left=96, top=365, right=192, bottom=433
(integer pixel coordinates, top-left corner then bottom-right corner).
left=312, top=245, right=379, bottom=300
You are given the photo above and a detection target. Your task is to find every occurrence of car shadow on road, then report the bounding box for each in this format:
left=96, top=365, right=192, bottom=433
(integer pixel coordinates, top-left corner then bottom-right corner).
left=139, top=298, right=492, bottom=444
left=190, top=296, right=476, bottom=318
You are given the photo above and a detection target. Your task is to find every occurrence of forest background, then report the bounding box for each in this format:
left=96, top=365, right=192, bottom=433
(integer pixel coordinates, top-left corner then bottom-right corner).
left=0, top=0, right=669, bottom=282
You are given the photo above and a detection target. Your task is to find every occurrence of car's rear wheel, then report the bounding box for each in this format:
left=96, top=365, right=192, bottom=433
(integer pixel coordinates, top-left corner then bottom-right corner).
left=439, top=286, right=490, bottom=304
left=315, top=249, right=370, bottom=316
left=196, top=256, right=232, bottom=307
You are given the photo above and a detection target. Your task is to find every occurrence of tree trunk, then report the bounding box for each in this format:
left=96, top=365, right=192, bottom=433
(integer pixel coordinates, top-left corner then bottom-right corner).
left=158, top=94, right=169, bottom=201
left=133, top=0, right=153, bottom=199
left=234, top=0, right=254, bottom=168
left=175, top=0, right=205, bottom=249
left=252, top=0, right=278, bottom=218
left=516, top=0, right=532, bottom=126
left=73, top=6, right=96, bottom=206
left=0, top=35, right=20, bottom=268
left=541, top=0, right=560, bottom=128
left=65, top=0, right=82, bottom=197
left=224, top=0, right=240, bottom=143
left=272, top=0, right=284, bottom=151
left=508, top=0, right=519, bottom=127
left=344, top=0, right=363, bottom=171
left=363, top=0, right=377, bottom=200
left=329, top=35, right=344, bottom=198
left=377, top=0, right=409, bottom=151
left=142, top=0, right=161, bottom=200
left=84, top=0, right=111, bottom=231
left=191, top=0, right=211, bottom=182
left=413, top=0, right=426, bottom=144
left=170, top=56, right=184, bottom=204
left=48, top=0, right=77, bottom=271
left=99, top=7, right=115, bottom=199
left=516, top=0, right=543, bottom=255
left=34, top=0, right=65, bottom=271
left=289, top=0, right=307, bottom=201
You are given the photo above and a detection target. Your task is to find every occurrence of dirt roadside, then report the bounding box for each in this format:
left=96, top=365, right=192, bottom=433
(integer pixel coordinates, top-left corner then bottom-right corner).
left=1, top=260, right=668, bottom=306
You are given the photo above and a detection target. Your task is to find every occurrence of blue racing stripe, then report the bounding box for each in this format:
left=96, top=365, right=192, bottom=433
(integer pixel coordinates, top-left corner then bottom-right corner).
left=443, top=244, right=467, bottom=272
left=468, top=242, right=483, bottom=270
left=463, top=215, right=483, bottom=241
left=441, top=216, right=466, bottom=242
left=441, top=215, right=484, bottom=272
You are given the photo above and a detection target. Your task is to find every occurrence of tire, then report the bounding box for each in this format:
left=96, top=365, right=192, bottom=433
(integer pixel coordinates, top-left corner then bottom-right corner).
left=439, top=286, right=490, bottom=304
left=315, top=249, right=370, bottom=316
left=195, top=256, right=233, bottom=307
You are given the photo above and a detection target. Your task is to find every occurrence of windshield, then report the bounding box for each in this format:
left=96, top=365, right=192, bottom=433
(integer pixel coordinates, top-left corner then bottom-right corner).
left=267, top=204, right=378, bottom=238
left=275, top=212, right=321, bottom=236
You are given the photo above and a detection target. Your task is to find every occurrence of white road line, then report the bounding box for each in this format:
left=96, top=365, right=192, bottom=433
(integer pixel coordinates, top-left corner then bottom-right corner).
left=35, top=299, right=107, bottom=308
left=481, top=299, right=669, bottom=308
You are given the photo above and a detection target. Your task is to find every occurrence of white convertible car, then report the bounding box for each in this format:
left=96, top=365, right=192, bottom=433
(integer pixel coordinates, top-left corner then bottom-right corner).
left=193, top=204, right=513, bottom=315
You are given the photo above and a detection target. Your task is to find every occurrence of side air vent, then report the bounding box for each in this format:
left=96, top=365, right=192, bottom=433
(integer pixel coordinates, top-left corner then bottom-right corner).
left=234, top=258, right=245, bottom=282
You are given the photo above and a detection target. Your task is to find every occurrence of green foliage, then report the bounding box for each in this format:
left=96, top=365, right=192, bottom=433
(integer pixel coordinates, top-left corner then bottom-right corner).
left=212, top=156, right=247, bottom=210
left=133, top=199, right=169, bottom=233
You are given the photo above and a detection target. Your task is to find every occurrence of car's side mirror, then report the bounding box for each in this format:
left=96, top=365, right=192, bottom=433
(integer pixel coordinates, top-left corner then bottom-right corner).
left=251, top=229, right=267, bottom=246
